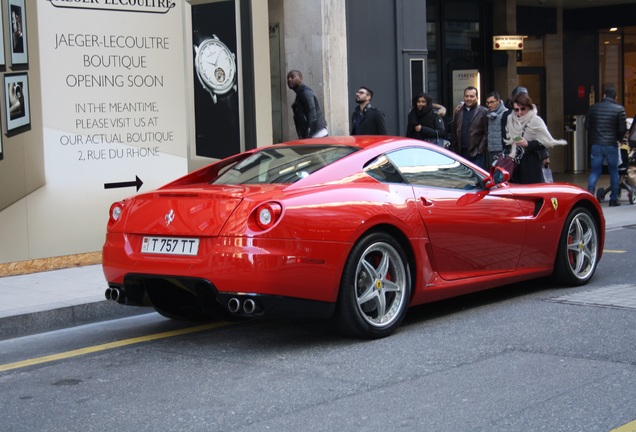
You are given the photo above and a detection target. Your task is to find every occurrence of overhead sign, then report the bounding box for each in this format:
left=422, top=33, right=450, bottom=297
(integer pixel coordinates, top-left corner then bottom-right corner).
left=493, top=35, right=524, bottom=50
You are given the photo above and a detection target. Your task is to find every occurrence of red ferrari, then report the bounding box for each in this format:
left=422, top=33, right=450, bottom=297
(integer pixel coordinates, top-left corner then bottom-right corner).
left=102, top=136, right=605, bottom=339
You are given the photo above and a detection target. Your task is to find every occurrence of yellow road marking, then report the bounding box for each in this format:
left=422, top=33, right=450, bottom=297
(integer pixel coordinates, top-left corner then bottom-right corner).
left=0, top=321, right=230, bottom=373
left=604, top=249, right=626, bottom=253
left=611, top=418, right=636, bottom=432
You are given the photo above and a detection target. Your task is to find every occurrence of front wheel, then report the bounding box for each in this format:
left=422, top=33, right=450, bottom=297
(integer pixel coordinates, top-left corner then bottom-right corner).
left=333, top=232, right=411, bottom=339
left=553, top=207, right=600, bottom=286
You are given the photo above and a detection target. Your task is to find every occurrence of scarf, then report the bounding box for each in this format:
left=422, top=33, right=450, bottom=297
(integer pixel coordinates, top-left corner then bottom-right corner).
left=409, top=105, right=436, bottom=128
left=504, top=106, right=567, bottom=158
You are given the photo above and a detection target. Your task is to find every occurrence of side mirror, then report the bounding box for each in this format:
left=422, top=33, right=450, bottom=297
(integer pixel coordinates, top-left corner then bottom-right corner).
left=485, top=166, right=510, bottom=188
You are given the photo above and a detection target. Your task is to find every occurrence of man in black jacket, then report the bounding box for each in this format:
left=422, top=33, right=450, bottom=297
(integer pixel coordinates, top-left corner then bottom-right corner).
left=451, top=86, right=488, bottom=168
left=350, top=86, right=387, bottom=135
left=585, top=85, right=627, bottom=206
left=287, top=70, right=328, bottom=139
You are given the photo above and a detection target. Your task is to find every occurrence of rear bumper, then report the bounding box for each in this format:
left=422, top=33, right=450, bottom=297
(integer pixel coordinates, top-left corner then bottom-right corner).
left=102, top=233, right=351, bottom=303
left=107, top=273, right=335, bottom=320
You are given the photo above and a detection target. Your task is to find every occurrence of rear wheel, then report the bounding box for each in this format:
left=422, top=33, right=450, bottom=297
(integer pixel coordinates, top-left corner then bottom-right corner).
left=553, top=207, right=600, bottom=286
left=334, top=232, right=411, bottom=339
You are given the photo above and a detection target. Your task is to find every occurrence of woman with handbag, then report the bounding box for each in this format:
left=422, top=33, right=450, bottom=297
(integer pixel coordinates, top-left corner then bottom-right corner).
left=406, top=93, right=447, bottom=146
left=503, top=92, right=567, bottom=184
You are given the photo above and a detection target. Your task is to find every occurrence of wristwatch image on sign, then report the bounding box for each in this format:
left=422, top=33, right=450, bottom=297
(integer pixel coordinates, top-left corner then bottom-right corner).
left=194, top=35, right=237, bottom=104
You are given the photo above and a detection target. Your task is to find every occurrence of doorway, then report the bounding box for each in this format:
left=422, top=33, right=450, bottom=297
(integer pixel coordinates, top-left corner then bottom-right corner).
left=517, top=67, right=546, bottom=121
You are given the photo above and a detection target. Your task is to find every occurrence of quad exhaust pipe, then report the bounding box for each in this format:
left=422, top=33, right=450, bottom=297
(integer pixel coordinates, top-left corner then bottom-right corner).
left=243, top=299, right=256, bottom=314
left=227, top=297, right=260, bottom=315
left=105, top=287, right=126, bottom=303
left=227, top=297, right=241, bottom=313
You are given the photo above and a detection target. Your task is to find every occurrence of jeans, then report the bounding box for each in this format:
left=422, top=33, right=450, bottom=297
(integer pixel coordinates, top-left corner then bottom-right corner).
left=587, top=144, right=619, bottom=202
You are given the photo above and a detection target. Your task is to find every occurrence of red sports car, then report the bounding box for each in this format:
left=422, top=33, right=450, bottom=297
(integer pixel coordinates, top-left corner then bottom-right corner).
left=102, top=136, right=605, bottom=339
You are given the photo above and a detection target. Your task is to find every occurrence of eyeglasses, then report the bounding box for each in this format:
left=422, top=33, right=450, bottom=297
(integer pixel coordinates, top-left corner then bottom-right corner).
left=514, top=107, right=528, bottom=112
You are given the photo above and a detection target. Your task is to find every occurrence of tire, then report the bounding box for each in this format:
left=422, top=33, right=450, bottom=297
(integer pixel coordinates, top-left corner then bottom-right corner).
left=333, top=232, right=411, bottom=339
left=553, top=207, right=600, bottom=286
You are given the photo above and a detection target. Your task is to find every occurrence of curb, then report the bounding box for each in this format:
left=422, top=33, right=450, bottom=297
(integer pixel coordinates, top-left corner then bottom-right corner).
left=0, top=301, right=151, bottom=341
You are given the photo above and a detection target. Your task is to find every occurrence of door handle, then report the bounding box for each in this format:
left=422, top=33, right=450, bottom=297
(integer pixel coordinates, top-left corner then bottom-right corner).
left=420, top=196, right=433, bottom=206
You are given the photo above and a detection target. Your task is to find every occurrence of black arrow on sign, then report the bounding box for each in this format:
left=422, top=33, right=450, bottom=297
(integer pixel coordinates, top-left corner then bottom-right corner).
left=104, top=176, right=143, bottom=192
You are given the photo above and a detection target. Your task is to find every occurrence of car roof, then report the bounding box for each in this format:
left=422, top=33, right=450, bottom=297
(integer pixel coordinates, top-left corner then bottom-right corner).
left=275, top=135, right=406, bottom=151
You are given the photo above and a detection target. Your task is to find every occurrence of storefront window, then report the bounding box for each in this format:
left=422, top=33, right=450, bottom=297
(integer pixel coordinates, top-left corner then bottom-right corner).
left=599, top=30, right=623, bottom=105
left=624, top=29, right=636, bottom=117
left=445, top=20, right=479, bottom=51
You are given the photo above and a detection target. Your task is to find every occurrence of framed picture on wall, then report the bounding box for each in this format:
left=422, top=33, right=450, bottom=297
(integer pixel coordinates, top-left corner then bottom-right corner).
left=8, top=0, right=27, bottom=66
left=5, top=72, right=30, bottom=132
left=0, top=7, right=5, bottom=67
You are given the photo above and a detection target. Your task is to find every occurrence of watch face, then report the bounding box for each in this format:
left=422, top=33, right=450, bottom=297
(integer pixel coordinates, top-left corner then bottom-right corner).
left=195, top=38, right=236, bottom=94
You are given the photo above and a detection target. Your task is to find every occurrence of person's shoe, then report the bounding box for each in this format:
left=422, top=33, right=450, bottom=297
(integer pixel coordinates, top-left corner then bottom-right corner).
left=609, top=200, right=621, bottom=207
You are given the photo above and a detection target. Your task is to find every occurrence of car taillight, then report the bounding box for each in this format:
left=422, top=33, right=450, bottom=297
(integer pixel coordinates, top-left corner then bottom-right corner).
left=254, top=202, right=282, bottom=230
left=109, top=201, right=126, bottom=223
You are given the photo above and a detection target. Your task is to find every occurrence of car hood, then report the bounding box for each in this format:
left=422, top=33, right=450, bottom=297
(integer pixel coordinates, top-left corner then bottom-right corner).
left=120, top=184, right=285, bottom=237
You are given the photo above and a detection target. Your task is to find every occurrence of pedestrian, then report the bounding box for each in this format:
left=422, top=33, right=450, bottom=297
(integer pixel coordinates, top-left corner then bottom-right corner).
left=503, top=92, right=567, bottom=184
left=451, top=86, right=488, bottom=168
left=405, top=93, right=446, bottom=143
left=350, top=86, right=387, bottom=135
left=500, top=86, right=550, bottom=173
left=485, top=91, right=507, bottom=166
left=585, top=85, right=627, bottom=206
left=286, top=70, right=328, bottom=139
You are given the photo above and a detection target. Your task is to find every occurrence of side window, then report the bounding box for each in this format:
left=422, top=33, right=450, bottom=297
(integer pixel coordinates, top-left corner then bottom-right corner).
left=386, top=147, right=483, bottom=190
left=364, top=154, right=407, bottom=184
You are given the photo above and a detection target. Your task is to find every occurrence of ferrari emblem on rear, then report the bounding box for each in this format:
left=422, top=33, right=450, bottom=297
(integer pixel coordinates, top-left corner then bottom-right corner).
left=551, top=198, right=558, bottom=211
left=165, top=209, right=175, bottom=226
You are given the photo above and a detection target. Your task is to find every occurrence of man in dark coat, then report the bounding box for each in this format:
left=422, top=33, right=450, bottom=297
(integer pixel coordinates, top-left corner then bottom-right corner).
left=451, top=86, right=488, bottom=168
left=350, top=86, right=387, bottom=135
left=585, top=85, right=627, bottom=206
left=287, top=70, right=328, bottom=139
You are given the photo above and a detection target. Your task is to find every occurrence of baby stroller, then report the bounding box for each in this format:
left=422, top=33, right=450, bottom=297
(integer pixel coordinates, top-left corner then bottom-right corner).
left=595, top=142, right=636, bottom=204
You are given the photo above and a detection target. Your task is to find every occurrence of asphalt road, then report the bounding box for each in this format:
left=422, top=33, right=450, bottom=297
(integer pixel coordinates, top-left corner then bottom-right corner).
left=1, top=228, right=635, bottom=432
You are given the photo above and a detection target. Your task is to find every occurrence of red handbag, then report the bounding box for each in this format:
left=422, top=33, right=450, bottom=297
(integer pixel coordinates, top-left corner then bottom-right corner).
left=494, top=149, right=523, bottom=176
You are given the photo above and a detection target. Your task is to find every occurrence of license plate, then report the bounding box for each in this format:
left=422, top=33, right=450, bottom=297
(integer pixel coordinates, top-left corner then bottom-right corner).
left=141, top=236, right=200, bottom=256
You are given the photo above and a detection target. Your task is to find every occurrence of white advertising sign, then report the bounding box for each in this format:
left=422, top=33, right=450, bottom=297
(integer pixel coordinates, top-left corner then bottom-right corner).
left=34, top=1, right=188, bottom=256
left=452, top=69, right=481, bottom=107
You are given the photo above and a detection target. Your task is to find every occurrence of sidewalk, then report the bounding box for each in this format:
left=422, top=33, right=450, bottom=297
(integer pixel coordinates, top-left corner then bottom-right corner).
left=0, top=173, right=634, bottom=340
left=0, top=265, right=147, bottom=340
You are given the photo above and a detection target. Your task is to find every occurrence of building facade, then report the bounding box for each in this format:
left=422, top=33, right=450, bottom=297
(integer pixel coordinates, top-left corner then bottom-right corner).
left=0, top=0, right=635, bottom=267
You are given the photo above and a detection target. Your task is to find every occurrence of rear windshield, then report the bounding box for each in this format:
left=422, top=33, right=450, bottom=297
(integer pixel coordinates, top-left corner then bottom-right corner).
left=211, top=145, right=359, bottom=184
